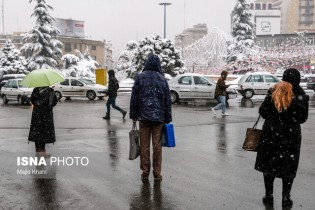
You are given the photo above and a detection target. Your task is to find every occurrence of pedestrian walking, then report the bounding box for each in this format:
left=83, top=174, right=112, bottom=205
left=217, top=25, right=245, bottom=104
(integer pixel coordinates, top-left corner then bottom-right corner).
left=130, top=54, right=172, bottom=183
left=212, top=70, right=230, bottom=116
left=28, top=86, right=58, bottom=156
left=103, top=70, right=127, bottom=120
left=254, top=68, right=309, bottom=208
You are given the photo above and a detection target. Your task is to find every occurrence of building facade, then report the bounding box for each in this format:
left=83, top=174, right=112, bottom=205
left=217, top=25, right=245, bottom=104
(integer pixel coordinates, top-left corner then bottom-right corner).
left=0, top=32, right=106, bottom=68
left=272, top=0, right=315, bottom=33
left=175, top=23, right=208, bottom=49
left=249, top=0, right=281, bottom=35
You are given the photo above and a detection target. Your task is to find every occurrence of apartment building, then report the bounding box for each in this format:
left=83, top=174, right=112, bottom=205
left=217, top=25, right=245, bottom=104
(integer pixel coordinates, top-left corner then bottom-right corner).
left=273, top=0, right=315, bottom=33
left=0, top=32, right=106, bottom=68
left=175, top=23, right=208, bottom=49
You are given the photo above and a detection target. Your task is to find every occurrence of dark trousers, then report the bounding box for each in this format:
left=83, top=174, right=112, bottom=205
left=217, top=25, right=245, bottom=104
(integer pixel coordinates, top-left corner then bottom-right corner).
left=35, top=143, right=45, bottom=152
left=263, top=173, right=294, bottom=197
left=106, top=96, right=123, bottom=114
left=139, top=121, right=163, bottom=178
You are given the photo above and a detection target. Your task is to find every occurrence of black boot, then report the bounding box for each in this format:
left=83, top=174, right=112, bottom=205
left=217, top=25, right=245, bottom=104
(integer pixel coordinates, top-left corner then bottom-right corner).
left=282, top=195, right=293, bottom=208
left=263, top=174, right=275, bottom=205
left=122, top=110, right=127, bottom=119
left=282, top=178, right=294, bottom=208
left=103, top=112, right=110, bottom=120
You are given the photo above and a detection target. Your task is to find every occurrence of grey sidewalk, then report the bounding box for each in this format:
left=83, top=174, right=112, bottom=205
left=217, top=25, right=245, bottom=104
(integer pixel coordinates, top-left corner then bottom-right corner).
left=0, top=94, right=315, bottom=210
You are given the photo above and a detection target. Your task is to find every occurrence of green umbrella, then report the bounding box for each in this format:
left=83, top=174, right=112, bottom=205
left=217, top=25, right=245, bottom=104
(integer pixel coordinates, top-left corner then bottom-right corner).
left=21, top=69, right=65, bottom=87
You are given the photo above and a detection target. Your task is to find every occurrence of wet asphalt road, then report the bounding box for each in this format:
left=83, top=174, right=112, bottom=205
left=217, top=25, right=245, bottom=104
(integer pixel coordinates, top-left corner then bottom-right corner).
left=0, top=93, right=315, bottom=210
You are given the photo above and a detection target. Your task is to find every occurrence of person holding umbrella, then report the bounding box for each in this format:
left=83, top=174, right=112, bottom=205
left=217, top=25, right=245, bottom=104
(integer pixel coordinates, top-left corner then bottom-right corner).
left=21, top=69, right=64, bottom=156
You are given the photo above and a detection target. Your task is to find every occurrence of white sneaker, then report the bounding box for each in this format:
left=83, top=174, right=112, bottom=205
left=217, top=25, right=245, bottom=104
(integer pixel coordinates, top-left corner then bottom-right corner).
left=222, top=112, right=230, bottom=116
left=211, top=108, right=217, bottom=115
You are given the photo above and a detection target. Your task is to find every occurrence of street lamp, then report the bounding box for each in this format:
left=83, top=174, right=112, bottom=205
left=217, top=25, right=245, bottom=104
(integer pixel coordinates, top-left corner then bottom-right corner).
left=159, top=2, right=171, bottom=38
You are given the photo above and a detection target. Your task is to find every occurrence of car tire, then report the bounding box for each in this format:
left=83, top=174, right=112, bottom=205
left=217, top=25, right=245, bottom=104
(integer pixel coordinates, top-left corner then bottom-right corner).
left=98, top=96, right=104, bottom=100
left=54, top=91, right=62, bottom=100
left=243, top=89, right=254, bottom=99
left=2, top=95, right=8, bottom=104
left=87, top=90, right=96, bottom=100
left=170, top=91, right=179, bottom=103
left=17, top=95, right=24, bottom=105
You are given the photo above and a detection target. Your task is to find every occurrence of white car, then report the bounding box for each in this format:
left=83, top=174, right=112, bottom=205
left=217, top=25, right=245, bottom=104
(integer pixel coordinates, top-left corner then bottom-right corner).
left=0, top=74, right=26, bottom=90
left=118, top=78, right=135, bottom=92
left=237, top=72, right=281, bottom=99
left=54, top=77, right=107, bottom=100
left=1, top=79, right=33, bottom=105
left=169, top=73, right=236, bottom=103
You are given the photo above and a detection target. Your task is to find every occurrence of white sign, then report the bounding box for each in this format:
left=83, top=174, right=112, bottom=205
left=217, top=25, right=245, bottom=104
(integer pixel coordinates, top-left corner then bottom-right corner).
left=53, top=18, right=85, bottom=38
left=256, top=16, right=281, bottom=35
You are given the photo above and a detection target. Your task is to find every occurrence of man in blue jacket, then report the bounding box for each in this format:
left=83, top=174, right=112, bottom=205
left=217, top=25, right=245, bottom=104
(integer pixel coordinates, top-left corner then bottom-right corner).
left=130, top=54, right=172, bottom=182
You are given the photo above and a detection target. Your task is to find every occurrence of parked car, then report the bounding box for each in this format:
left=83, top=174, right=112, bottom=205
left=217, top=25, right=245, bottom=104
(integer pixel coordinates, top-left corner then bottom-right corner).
left=237, top=72, right=281, bottom=99
left=1, top=79, right=33, bottom=104
left=169, top=73, right=237, bottom=103
left=118, top=74, right=172, bottom=93
left=0, top=74, right=26, bottom=90
left=118, top=78, right=135, bottom=92
left=306, top=75, right=315, bottom=91
left=53, top=77, right=107, bottom=100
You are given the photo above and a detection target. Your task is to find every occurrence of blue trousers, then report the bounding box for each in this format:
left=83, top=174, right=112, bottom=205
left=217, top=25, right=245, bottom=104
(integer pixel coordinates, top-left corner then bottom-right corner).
left=106, top=96, right=123, bottom=114
left=213, top=95, right=226, bottom=114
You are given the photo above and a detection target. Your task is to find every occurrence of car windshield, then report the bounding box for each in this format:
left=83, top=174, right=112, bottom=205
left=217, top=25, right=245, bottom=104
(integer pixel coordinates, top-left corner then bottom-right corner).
left=79, top=78, right=95, bottom=85
left=18, top=80, right=25, bottom=88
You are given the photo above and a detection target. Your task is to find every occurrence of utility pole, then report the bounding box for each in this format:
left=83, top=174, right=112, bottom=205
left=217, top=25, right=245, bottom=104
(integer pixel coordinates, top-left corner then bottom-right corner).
left=2, top=0, right=4, bottom=34
left=159, top=2, right=171, bottom=38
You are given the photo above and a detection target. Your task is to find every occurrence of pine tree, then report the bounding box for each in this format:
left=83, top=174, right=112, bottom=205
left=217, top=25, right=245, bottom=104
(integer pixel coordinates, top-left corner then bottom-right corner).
left=61, top=48, right=99, bottom=78
left=61, top=54, right=79, bottom=77
left=132, top=35, right=184, bottom=79
left=0, top=40, right=27, bottom=74
left=115, top=41, right=138, bottom=76
left=226, top=0, right=255, bottom=64
left=21, top=0, right=63, bottom=70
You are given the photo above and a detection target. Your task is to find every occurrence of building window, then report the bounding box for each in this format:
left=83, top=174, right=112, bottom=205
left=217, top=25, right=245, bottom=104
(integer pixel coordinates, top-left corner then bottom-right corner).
left=250, top=3, right=254, bottom=10
left=74, top=44, right=77, bottom=49
left=263, top=4, right=267, bottom=10
left=92, top=45, right=96, bottom=50
left=255, top=3, right=261, bottom=10
left=268, top=4, right=273, bottom=10
left=65, top=43, right=72, bottom=52
left=92, top=56, right=97, bottom=60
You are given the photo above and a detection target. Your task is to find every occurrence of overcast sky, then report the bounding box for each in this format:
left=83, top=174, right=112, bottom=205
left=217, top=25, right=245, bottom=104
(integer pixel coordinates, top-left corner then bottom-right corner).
left=3, top=0, right=247, bottom=51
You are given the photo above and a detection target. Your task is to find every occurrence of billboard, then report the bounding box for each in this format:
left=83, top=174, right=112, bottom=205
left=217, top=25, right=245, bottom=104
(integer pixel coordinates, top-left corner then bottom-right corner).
left=53, top=18, right=85, bottom=38
left=256, top=16, right=281, bottom=35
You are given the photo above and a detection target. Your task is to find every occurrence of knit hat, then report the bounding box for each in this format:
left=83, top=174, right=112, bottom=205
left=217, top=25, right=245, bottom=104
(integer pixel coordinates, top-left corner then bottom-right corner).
left=282, top=68, right=300, bottom=87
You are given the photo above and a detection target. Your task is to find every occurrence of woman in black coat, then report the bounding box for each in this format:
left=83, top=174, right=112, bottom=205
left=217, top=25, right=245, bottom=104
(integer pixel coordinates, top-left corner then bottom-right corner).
left=255, top=68, right=309, bottom=208
left=28, top=86, right=58, bottom=154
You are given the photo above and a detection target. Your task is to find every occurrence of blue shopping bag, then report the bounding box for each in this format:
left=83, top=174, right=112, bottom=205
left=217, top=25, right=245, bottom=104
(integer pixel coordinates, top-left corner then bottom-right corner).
left=162, top=123, right=176, bottom=147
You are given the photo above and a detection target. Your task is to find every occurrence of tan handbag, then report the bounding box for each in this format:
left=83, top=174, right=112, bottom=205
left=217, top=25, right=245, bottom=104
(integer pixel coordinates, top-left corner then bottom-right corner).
left=242, top=115, right=262, bottom=152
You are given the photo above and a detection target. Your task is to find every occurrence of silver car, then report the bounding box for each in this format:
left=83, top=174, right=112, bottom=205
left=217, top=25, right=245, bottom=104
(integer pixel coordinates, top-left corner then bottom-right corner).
left=1, top=79, right=33, bottom=105
left=169, top=73, right=218, bottom=103
left=237, top=72, right=280, bottom=99
left=54, top=78, right=107, bottom=100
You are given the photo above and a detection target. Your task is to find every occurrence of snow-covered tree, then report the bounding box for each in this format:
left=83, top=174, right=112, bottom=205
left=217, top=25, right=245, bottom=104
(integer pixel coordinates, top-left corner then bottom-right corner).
left=0, top=40, right=27, bottom=75
left=132, top=35, right=184, bottom=78
left=21, top=0, right=63, bottom=70
left=225, top=0, right=255, bottom=63
left=115, top=41, right=138, bottom=76
left=61, top=54, right=79, bottom=77
left=61, top=48, right=99, bottom=78
left=183, top=28, right=229, bottom=72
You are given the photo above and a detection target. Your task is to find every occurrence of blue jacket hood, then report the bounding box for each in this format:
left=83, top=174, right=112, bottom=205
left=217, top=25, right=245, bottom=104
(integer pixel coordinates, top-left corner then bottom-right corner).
left=143, top=54, right=162, bottom=73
